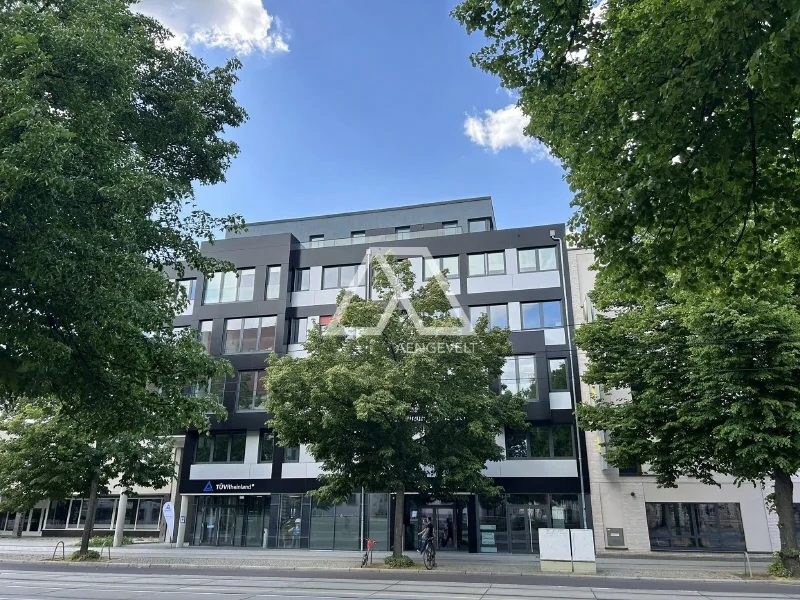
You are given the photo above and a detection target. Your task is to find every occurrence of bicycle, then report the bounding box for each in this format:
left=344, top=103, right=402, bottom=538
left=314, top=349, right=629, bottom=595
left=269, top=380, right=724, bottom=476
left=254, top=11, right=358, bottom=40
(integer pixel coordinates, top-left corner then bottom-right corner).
left=360, top=539, right=375, bottom=567
left=422, top=539, right=436, bottom=570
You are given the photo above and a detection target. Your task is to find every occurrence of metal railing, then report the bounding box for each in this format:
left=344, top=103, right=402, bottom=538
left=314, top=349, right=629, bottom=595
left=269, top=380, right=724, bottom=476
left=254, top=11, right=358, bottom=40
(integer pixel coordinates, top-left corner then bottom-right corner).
left=99, top=540, right=111, bottom=560
left=51, top=541, right=64, bottom=561
left=292, top=226, right=463, bottom=250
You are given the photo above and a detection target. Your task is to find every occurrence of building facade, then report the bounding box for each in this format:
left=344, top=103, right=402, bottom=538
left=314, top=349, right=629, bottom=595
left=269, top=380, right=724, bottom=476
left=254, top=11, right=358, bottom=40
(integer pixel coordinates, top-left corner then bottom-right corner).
left=569, top=247, right=800, bottom=553
left=170, top=197, right=592, bottom=553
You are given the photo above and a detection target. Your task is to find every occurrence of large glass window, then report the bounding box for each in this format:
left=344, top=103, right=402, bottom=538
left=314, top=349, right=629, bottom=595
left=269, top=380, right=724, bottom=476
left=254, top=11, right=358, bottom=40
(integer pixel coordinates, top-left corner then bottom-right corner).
left=501, top=356, right=537, bottom=400
left=289, top=318, right=308, bottom=344
left=442, top=221, right=459, bottom=235
left=278, top=494, right=307, bottom=548
left=284, top=445, right=300, bottom=462
left=505, top=425, right=574, bottom=459
left=45, top=501, right=70, bottom=529
left=309, top=235, right=324, bottom=248
left=517, top=248, right=558, bottom=273
left=549, top=359, right=568, bottom=391
left=351, top=231, right=366, bottom=243
left=260, top=432, right=275, bottom=462
left=195, top=432, right=247, bottom=463
left=322, top=265, right=364, bottom=289
left=176, top=279, right=196, bottom=315
left=521, top=301, right=563, bottom=329
left=646, top=503, right=745, bottom=550
left=292, top=268, right=311, bottom=292
left=395, top=226, right=411, bottom=240
left=468, top=218, right=491, bottom=233
left=423, top=256, right=459, bottom=280
left=468, top=252, right=505, bottom=276
left=266, top=266, right=282, bottom=299
left=136, top=499, right=162, bottom=530
left=470, top=305, right=509, bottom=330
left=199, top=320, right=213, bottom=353
left=224, top=316, right=276, bottom=354
left=94, top=499, right=115, bottom=528
left=203, top=269, right=255, bottom=304
left=237, top=370, right=268, bottom=411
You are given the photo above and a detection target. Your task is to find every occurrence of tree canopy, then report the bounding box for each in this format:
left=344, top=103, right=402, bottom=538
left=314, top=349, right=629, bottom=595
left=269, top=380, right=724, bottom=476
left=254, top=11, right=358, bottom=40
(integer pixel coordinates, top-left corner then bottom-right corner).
left=267, top=255, right=527, bottom=558
left=576, top=289, right=800, bottom=573
left=0, top=0, right=244, bottom=434
left=453, top=0, right=800, bottom=293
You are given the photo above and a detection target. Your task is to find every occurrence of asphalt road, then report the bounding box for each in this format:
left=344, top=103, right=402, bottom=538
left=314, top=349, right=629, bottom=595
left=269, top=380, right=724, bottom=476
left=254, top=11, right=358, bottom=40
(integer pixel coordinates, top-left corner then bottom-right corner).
left=1, top=564, right=799, bottom=600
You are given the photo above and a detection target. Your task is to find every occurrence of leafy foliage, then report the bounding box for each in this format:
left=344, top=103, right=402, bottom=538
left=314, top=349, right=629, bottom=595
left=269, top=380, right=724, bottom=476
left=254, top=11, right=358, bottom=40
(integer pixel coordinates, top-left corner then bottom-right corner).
left=70, top=549, right=100, bottom=561
left=267, top=255, right=527, bottom=556
left=575, top=290, right=800, bottom=573
left=77, top=535, right=134, bottom=547
left=453, top=0, right=800, bottom=293
left=0, top=0, right=241, bottom=434
left=383, top=555, right=416, bottom=569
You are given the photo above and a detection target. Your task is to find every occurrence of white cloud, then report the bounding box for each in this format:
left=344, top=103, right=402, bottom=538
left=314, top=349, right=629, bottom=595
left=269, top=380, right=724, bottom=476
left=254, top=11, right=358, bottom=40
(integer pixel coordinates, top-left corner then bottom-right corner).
left=464, top=104, right=557, bottom=165
left=134, top=0, right=288, bottom=55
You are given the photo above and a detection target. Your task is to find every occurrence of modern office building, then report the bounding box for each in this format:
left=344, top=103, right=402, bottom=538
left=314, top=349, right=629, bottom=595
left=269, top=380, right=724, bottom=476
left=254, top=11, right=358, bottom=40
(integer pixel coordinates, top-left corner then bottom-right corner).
left=170, top=196, right=591, bottom=553
left=569, top=247, right=800, bottom=553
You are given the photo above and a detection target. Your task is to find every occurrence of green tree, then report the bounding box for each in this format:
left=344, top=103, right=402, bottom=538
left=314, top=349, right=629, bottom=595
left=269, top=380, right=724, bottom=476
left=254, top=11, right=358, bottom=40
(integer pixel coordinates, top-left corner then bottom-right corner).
left=267, top=256, right=527, bottom=558
left=0, top=0, right=245, bottom=431
left=453, top=0, right=800, bottom=292
left=0, top=397, right=194, bottom=556
left=575, top=291, right=800, bottom=574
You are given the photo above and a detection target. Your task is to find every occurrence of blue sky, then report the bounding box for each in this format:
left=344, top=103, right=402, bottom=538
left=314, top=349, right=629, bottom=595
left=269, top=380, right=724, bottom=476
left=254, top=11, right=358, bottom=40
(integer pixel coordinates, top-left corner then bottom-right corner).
left=136, top=0, right=573, bottom=231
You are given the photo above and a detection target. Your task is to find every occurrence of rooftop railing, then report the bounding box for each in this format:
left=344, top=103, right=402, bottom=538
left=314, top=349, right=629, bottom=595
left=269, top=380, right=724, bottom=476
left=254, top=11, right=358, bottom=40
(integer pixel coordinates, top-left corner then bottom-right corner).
left=292, top=226, right=464, bottom=249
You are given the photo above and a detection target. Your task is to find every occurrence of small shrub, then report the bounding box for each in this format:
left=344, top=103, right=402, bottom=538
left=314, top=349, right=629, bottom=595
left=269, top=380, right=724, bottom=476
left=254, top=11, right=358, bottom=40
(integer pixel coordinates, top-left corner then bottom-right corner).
left=75, top=535, right=134, bottom=547
left=383, top=555, right=415, bottom=569
left=71, top=550, right=101, bottom=561
left=768, top=551, right=799, bottom=578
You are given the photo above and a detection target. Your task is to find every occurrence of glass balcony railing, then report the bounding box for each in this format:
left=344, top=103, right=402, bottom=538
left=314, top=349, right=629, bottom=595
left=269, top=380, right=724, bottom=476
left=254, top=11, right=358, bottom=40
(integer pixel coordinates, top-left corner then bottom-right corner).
left=292, top=226, right=463, bottom=249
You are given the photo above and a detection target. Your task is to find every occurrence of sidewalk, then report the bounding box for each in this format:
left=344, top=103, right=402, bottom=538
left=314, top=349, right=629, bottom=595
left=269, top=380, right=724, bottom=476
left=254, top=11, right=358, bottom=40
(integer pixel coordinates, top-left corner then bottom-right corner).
left=0, top=537, right=771, bottom=580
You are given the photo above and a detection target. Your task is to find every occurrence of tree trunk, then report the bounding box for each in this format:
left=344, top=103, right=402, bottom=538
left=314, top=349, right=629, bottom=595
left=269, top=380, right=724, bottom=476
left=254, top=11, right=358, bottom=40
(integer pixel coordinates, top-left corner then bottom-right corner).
left=12, top=512, right=23, bottom=538
left=393, top=484, right=405, bottom=558
left=774, top=468, right=799, bottom=576
left=79, top=473, right=100, bottom=556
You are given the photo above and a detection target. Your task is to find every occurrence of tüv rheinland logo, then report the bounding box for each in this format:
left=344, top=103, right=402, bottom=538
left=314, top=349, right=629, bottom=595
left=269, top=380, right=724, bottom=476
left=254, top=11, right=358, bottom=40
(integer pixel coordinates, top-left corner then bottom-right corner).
left=203, top=481, right=214, bottom=492
left=325, top=246, right=472, bottom=338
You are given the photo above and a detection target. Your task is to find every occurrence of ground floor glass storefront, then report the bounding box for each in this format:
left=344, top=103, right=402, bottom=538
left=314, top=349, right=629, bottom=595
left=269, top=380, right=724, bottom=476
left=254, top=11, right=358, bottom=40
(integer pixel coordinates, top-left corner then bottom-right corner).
left=477, top=494, right=583, bottom=553
left=645, top=502, right=746, bottom=551
left=189, top=493, right=389, bottom=550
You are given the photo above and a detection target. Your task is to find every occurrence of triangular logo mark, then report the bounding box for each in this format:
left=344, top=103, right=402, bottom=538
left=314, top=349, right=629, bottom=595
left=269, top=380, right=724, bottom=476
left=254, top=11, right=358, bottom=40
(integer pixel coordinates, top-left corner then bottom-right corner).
left=203, top=481, right=214, bottom=493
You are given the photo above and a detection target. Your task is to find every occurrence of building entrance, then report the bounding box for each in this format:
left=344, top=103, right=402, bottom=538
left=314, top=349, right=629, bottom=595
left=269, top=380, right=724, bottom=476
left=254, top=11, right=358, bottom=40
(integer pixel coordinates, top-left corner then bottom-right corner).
left=191, top=496, right=270, bottom=547
left=418, top=506, right=457, bottom=552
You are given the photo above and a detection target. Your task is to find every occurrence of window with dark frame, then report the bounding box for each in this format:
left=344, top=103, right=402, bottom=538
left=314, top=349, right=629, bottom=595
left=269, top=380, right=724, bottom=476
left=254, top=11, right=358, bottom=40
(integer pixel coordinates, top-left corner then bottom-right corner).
left=195, top=432, right=247, bottom=463
left=195, top=375, right=225, bottom=405
left=292, top=268, right=311, bottom=292
left=284, top=445, right=300, bottom=462
left=521, top=301, right=563, bottom=330
left=203, top=269, right=255, bottom=304
left=223, top=316, right=277, bottom=354
left=423, top=256, right=460, bottom=280
left=176, top=279, right=196, bottom=315
left=351, top=231, right=366, bottom=243
left=395, top=226, right=411, bottom=240
left=266, top=266, right=282, bottom=299
left=322, top=265, right=363, bottom=289
left=289, top=318, right=308, bottom=344
left=470, top=304, right=509, bottom=330
left=549, top=359, right=569, bottom=391
left=468, top=218, right=490, bottom=233
left=236, top=369, right=268, bottom=411
left=517, top=247, right=558, bottom=273
left=468, top=252, right=505, bottom=276
left=198, top=320, right=213, bottom=353
left=309, top=235, right=324, bottom=248
left=505, top=425, right=574, bottom=459
left=442, top=221, right=459, bottom=235
left=501, top=355, right=537, bottom=400
left=259, top=431, right=275, bottom=462
left=645, top=502, right=746, bottom=551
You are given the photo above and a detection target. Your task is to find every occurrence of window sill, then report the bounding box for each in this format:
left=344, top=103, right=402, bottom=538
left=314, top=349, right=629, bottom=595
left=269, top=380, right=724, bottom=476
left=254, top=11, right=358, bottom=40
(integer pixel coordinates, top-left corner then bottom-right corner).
left=467, top=272, right=507, bottom=278
left=518, top=268, right=559, bottom=274
left=236, top=408, right=268, bottom=413
left=202, top=300, right=254, bottom=306
left=505, top=457, right=576, bottom=461
left=223, top=350, right=274, bottom=356
left=193, top=461, right=246, bottom=465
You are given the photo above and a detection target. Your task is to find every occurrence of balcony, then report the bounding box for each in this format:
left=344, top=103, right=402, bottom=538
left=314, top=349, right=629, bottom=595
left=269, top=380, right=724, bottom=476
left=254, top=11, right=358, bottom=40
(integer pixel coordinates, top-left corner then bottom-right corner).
left=291, top=226, right=464, bottom=249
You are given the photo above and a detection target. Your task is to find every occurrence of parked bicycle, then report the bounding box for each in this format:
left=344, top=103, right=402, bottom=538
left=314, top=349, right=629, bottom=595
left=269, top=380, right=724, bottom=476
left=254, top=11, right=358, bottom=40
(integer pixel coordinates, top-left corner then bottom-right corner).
left=360, top=539, right=375, bottom=567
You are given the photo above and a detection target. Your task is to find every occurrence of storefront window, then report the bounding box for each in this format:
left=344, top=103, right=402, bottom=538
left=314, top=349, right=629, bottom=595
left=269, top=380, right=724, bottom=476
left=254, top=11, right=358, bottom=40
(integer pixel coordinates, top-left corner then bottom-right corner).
left=137, top=499, right=162, bottom=529
left=367, top=493, right=389, bottom=551
left=646, top=502, right=744, bottom=551
left=45, top=501, right=70, bottom=529
left=94, top=499, right=116, bottom=529
left=2, top=512, right=14, bottom=531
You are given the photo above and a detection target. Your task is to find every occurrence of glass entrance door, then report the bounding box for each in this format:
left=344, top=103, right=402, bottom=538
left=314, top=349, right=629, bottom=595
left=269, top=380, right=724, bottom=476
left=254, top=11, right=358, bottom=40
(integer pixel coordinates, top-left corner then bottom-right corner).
left=507, top=503, right=549, bottom=553
left=216, top=506, right=240, bottom=546
left=418, top=506, right=457, bottom=552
